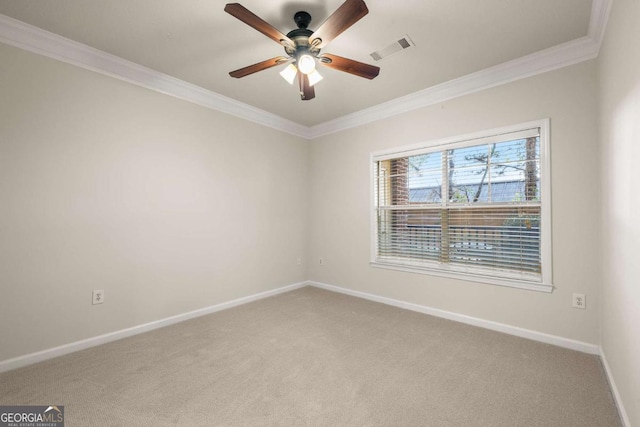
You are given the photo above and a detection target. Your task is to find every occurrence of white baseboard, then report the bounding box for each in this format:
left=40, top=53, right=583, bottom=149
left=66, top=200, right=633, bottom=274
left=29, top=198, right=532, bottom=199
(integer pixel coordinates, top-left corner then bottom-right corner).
left=312, top=281, right=635, bottom=425
left=4, top=280, right=627, bottom=424
left=600, top=348, right=632, bottom=427
left=309, top=281, right=600, bottom=355
left=0, top=281, right=307, bottom=373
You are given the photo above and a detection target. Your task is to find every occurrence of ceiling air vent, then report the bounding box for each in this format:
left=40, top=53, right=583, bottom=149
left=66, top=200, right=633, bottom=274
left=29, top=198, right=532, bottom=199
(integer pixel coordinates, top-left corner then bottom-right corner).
left=370, top=35, right=415, bottom=61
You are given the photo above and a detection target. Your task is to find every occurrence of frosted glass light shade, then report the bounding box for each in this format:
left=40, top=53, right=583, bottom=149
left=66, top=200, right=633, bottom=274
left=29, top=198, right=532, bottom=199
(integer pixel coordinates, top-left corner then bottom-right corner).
left=279, top=64, right=297, bottom=85
left=297, top=54, right=316, bottom=75
left=307, top=69, right=323, bottom=86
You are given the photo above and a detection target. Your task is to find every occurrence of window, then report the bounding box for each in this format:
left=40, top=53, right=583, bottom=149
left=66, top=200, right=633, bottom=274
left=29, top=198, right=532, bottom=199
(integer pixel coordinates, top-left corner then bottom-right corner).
left=371, top=120, right=552, bottom=292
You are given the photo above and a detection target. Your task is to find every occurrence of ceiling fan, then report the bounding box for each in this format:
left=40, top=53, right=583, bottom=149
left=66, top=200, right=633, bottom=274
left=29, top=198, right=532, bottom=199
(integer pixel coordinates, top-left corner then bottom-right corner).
left=224, top=0, right=380, bottom=101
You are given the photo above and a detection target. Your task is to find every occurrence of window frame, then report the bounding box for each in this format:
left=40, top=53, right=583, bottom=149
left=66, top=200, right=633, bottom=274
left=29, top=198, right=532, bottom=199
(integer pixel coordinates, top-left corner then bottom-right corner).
left=370, top=119, right=553, bottom=292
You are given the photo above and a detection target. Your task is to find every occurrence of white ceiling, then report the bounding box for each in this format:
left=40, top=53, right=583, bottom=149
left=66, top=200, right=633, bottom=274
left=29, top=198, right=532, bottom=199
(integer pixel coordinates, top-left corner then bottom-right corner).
left=0, top=0, right=596, bottom=128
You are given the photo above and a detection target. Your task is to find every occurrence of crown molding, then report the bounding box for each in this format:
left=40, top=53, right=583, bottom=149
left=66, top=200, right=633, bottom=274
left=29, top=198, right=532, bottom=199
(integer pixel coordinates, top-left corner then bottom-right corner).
left=309, top=35, right=601, bottom=138
left=0, top=0, right=611, bottom=141
left=588, top=0, right=613, bottom=43
left=0, top=14, right=312, bottom=139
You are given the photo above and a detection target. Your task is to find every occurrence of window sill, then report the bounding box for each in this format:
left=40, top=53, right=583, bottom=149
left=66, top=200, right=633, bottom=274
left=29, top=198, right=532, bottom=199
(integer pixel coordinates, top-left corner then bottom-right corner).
left=370, top=260, right=553, bottom=293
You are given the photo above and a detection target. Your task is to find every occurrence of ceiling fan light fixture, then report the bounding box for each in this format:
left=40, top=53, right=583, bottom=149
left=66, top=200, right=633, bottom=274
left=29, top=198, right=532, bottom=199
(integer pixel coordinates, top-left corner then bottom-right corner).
left=297, top=54, right=316, bottom=75
left=279, top=63, right=298, bottom=85
left=225, top=1, right=380, bottom=101
left=307, top=69, right=323, bottom=86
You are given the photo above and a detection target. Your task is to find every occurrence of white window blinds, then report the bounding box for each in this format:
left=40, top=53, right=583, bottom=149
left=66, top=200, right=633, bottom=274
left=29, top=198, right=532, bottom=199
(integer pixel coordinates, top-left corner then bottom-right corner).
left=372, top=122, right=552, bottom=291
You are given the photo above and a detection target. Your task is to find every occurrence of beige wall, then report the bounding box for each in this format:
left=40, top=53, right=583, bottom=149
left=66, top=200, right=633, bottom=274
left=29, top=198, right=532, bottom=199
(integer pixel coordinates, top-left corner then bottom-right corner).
left=0, top=43, right=309, bottom=361
left=308, top=61, right=601, bottom=344
left=598, top=0, right=640, bottom=424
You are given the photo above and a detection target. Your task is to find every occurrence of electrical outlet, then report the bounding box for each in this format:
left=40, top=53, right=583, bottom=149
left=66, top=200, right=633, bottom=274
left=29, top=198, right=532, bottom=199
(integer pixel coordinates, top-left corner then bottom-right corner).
left=319, top=258, right=324, bottom=265
left=93, top=290, right=104, bottom=305
left=297, top=257, right=302, bottom=265
left=572, top=293, right=586, bottom=309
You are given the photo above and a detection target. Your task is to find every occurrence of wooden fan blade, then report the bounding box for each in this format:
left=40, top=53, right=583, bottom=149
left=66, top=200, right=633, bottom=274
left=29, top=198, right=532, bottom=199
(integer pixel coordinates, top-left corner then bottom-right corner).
left=309, top=0, right=368, bottom=49
left=229, top=56, right=289, bottom=78
left=319, top=54, right=380, bottom=79
left=298, top=73, right=315, bottom=100
left=224, top=3, right=294, bottom=47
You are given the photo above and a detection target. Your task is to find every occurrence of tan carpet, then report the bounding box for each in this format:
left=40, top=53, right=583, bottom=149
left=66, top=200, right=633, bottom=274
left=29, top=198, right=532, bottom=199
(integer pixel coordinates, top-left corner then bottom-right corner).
left=0, top=286, right=621, bottom=426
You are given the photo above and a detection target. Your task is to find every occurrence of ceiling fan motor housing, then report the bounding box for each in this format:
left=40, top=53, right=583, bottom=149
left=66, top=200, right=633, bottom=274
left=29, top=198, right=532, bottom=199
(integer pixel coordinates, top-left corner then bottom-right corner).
left=285, top=11, right=324, bottom=58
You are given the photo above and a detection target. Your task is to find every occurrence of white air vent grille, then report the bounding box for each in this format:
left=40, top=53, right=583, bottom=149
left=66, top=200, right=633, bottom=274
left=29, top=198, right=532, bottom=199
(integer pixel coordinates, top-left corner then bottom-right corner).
left=370, top=35, right=415, bottom=61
